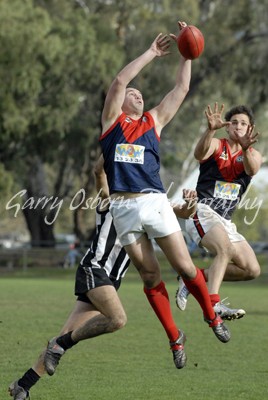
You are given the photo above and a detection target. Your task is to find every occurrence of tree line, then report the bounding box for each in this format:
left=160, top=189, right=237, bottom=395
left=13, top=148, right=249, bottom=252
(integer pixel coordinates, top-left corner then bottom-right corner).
left=0, top=0, right=267, bottom=246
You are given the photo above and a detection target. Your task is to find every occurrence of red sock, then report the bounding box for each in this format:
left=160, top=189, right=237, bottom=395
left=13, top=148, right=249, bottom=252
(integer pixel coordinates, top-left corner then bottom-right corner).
left=200, top=268, right=207, bottom=282
left=210, top=294, right=220, bottom=307
left=183, top=268, right=216, bottom=320
left=144, top=281, right=180, bottom=347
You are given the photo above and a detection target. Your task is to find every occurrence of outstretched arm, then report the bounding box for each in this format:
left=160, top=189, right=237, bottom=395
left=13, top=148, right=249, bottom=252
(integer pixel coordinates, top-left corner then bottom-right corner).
left=150, top=21, right=191, bottom=134
left=94, top=155, right=110, bottom=208
left=194, top=102, right=229, bottom=160
left=234, top=126, right=262, bottom=176
left=101, top=33, right=171, bottom=133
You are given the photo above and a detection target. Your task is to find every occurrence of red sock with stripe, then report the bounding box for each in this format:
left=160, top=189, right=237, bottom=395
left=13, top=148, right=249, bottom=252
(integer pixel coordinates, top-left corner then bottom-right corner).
left=183, top=268, right=216, bottom=320
left=144, top=281, right=181, bottom=350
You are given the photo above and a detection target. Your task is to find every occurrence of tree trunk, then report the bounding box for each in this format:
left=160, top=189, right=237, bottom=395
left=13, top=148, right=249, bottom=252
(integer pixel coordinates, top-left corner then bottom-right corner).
left=22, top=156, right=56, bottom=247
left=73, top=140, right=101, bottom=241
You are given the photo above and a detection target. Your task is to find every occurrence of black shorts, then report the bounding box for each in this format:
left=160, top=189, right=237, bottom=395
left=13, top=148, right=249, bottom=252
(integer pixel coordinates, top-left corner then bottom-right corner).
left=75, top=263, right=121, bottom=304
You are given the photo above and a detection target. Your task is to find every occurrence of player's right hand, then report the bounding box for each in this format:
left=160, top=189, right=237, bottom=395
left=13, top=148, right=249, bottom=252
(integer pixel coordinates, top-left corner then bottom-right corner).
left=205, top=102, right=230, bottom=131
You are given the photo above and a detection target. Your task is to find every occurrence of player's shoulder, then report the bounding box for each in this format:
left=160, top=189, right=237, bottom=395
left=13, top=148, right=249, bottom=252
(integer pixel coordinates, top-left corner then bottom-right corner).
left=146, top=108, right=163, bottom=137
left=213, top=137, right=223, bottom=152
left=101, top=112, right=125, bottom=137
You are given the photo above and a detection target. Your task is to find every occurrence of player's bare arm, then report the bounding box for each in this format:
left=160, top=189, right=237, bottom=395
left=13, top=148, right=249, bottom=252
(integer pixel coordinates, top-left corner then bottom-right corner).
left=101, top=33, right=171, bottom=133
left=194, top=102, right=229, bottom=160
left=232, top=123, right=262, bottom=176
left=94, top=155, right=110, bottom=209
left=242, top=147, right=262, bottom=176
left=150, top=21, right=191, bottom=134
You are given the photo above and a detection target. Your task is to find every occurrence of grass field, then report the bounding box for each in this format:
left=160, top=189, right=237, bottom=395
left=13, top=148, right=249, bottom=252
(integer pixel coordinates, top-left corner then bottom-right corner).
left=1, top=256, right=268, bottom=400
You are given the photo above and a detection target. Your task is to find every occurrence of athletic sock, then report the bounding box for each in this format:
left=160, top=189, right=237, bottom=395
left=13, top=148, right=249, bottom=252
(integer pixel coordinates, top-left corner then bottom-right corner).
left=144, top=281, right=181, bottom=348
left=56, top=331, right=78, bottom=350
left=210, top=294, right=221, bottom=307
left=183, top=268, right=216, bottom=321
left=18, top=368, right=40, bottom=391
left=200, top=268, right=208, bottom=282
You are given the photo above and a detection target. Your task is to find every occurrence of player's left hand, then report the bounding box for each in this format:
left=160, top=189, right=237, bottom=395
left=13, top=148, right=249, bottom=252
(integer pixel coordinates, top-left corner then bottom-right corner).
left=234, top=125, right=260, bottom=151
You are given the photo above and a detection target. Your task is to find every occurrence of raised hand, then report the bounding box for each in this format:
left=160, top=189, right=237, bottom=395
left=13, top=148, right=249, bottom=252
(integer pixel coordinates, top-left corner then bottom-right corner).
left=169, top=20, right=187, bottom=44
left=182, top=189, right=197, bottom=203
left=234, top=125, right=259, bottom=150
left=150, top=33, right=171, bottom=57
left=205, top=102, right=230, bottom=131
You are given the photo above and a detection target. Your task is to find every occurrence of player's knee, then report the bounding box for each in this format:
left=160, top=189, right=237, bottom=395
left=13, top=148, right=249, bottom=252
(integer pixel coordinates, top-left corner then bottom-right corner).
left=246, top=263, right=261, bottom=280
left=141, top=272, right=160, bottom=288
left=238, top=260, right=261, bottom=280
left=110, top=312, right=127, bottom=331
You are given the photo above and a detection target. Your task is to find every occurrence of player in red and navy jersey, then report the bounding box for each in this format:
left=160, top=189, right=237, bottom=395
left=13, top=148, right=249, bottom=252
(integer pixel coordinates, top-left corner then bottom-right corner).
left=101, top=110, right=165, bottom=194
left=100, top=21, right=231, bottom=371
left=176, top=103, right=262, bottom=320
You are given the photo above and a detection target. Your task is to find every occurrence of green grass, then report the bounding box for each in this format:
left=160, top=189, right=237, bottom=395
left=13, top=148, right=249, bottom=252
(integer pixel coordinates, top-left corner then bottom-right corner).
left=1, top=259, right=268, bottom=400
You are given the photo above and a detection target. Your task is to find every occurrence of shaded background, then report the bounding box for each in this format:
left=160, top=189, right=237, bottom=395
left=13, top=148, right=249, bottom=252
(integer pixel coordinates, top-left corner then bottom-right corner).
left=0, top=0, right=267, bottom=248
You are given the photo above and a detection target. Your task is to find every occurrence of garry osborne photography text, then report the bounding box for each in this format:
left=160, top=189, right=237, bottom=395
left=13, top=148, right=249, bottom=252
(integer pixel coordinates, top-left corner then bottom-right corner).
left=5, top=182, right=263, bottom=226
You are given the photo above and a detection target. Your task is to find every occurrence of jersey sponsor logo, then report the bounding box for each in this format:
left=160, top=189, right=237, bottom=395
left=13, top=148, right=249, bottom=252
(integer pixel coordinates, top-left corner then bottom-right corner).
left=114, top=143, right=145, bottom=164
left=125, top=117, right=132, bottom=123
left=219, top=149, right=228, bottom=160
left=236, top=155, right=243, bottom=162
left=213, top=180, right=241, bottom=200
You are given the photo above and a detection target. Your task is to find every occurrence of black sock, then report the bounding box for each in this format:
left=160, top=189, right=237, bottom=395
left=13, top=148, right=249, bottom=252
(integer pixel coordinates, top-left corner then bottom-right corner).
left=56, top=331, right=78, bottom=350
left=18, top=368, right=40, bottom=391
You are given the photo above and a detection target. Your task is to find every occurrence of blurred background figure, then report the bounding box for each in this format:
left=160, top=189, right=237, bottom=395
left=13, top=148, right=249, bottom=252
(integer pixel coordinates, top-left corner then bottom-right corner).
left=63, top=242, right=81, bottom=269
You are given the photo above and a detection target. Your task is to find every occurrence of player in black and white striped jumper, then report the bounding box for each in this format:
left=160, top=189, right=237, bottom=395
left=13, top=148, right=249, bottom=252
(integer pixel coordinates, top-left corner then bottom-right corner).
left=76, top=205, right=130, bottom=300
left=9, top=156, right=197, bottom=400
left=9, top=157, right=130, bottom=400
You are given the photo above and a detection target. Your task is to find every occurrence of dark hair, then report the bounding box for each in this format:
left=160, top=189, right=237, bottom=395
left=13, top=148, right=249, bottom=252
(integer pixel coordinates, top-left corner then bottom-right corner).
left=225, top=105, right=255, bottom=125
left=126, top=84, right=141, bottom=92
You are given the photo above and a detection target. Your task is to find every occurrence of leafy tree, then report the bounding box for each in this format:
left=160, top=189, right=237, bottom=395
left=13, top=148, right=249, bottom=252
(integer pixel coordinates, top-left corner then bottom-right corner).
left=0, top=0, right=123, bottom=245
left=0, top=0, right=267, bottom=245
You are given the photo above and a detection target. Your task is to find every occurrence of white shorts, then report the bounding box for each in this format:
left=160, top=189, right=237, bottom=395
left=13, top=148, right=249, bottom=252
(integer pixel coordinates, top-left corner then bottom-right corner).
left=109, top=193, right=181, bottom=246
left=185, top=203, right=245, bottom=246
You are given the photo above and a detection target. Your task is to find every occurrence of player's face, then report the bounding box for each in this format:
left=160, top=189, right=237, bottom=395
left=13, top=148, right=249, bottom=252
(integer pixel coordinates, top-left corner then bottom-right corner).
left=122, top=88, right=144, bottom=115
left=227, top=113, right=251, bottom=140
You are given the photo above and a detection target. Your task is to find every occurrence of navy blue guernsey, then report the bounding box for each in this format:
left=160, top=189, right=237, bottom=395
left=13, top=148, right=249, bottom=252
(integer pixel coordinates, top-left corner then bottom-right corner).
left=196, top=138, right=252, bottom=220
left=99, top=112, right=165, bottom=194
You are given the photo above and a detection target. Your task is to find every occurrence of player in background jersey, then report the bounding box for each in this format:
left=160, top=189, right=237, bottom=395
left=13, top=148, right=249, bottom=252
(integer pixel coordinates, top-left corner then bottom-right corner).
left=8, top=156, right=197, bottom=400
left=100, top=20, right=231, bottom=371
left=176, top=103, right=262, bottom=319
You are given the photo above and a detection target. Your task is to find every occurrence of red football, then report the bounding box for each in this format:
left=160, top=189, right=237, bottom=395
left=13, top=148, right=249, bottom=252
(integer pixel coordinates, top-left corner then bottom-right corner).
left=177, top=25, right=205, bottom=60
